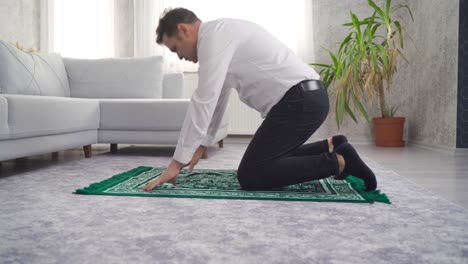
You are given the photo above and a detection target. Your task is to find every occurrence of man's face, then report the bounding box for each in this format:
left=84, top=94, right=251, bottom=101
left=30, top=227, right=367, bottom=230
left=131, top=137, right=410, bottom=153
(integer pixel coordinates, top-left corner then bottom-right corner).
left=162, top=25, right=198, bottom=63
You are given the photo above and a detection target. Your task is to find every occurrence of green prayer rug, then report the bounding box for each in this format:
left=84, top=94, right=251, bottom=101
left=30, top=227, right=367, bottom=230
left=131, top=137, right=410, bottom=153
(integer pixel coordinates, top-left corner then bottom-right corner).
left=74, top=166, right=391, bottom=204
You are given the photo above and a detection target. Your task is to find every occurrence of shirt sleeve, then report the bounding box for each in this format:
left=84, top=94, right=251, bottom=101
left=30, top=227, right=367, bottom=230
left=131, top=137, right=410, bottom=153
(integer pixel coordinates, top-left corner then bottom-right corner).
left=200, top=85, right=232, bottom=147
left=172, top=24, right=237, bottom=164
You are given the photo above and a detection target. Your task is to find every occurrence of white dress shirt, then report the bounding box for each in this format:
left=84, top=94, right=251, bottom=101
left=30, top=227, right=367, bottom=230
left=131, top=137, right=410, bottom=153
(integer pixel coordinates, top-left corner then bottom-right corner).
left=173, top=18, right=320, bottom=164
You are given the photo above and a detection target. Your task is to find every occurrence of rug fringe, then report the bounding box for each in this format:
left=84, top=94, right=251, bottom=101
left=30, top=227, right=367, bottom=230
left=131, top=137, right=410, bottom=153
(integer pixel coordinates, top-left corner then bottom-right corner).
left=74, top=166, right=153, bottom=194
left=346, top=176, right=391, bottom=204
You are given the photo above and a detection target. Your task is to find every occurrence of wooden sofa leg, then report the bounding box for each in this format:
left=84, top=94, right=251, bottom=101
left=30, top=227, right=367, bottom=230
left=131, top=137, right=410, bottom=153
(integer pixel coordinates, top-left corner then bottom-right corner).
left=201, top=147, right=208, bottom=159
left=110, top=143, right=118, bottom=153
left=83, top=145, right=92, bottom=158
left=218, top=139, right=224, bottom=148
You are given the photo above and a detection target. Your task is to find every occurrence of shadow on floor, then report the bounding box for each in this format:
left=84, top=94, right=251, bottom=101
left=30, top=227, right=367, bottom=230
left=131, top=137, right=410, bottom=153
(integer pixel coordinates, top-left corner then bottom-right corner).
left=0, top=145, right=181, bottom=179
left=102, top=145, right=176, bottom=157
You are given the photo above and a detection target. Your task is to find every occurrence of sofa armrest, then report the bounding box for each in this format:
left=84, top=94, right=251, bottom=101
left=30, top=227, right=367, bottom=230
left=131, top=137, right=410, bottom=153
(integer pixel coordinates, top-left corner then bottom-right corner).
left=0, top=95, right=8, bottom=137
left=162, top=73, right=184, bottom=99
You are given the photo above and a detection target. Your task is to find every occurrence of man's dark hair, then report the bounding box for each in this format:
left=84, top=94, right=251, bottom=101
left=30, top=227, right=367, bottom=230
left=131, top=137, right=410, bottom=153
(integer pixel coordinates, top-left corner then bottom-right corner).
left=156, top=8, right=200, bottom=44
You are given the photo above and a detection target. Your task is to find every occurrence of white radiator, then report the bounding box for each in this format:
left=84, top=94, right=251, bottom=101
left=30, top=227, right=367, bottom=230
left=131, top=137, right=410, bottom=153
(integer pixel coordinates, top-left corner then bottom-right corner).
left=183, top=73, right=262, bottom=135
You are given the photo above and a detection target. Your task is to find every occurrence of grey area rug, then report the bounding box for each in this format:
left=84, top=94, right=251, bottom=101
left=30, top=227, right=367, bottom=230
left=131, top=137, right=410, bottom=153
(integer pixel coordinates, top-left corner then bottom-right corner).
left=0, top=144, right=467, bottom=264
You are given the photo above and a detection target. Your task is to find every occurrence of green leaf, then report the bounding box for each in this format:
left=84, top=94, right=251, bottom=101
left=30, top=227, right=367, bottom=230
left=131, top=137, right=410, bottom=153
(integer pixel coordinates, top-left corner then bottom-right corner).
left=344, top=102, right=358, bottom=123
left=350, top=12, right=363, bottom=50
left=368, top=13, right=376, bottom=26
left=368, top=0, right=389, bottom=27
left=393, top=4, right=414, bottom=22
left=365, top=26, right=373, bottom=43
left=337, top=56, right=344, bottom=77
left=380, top=39, right=388, bottom=47
left=371, top=24, right=380, bottom=37
left=339, top=32, right=353, bottom=52
left=343, top=21, right=370, bottom=27
left=350, top=88, right=370, bottom=122
left=323, top=75, right=330, bottom=89
left=352, top=57, right=359, bottom=81
left=326, top=49, right=339, bottom=67
left=314, top=0, right=413, bottom=127
left=394, top=20, right=403, bottom=48
left=364, top=14, right=376, bottom=42
left=335, top=92, right=341, bottom=128
left=389, top=104, right=400, bottom=117
left=325, top=72, right=335, bottom=89
left=386, top=0, right=392, bottom=17
left=337, top=86, right=346, bottom=127
left=310, top=63, right=331, bottom=68
left=377, top=44, right=388, bottom=69
left=370, top=46, right=378, bottom=68
left=343, top=18, right=372, bottom=27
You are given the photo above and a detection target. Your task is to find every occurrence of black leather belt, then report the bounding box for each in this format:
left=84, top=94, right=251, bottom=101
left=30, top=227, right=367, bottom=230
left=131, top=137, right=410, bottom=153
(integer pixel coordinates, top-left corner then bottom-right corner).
left=296, top=79, right=325, bottom=91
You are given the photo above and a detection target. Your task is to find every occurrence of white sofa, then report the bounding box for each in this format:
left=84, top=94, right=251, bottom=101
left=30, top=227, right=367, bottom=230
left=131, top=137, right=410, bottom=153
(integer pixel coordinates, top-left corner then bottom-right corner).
left=0, top=40, right=228, bottom=162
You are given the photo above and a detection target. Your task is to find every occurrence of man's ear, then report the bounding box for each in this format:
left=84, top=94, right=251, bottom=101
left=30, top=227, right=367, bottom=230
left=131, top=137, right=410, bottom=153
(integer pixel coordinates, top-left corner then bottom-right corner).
left=176, top=23, right=190, bottom=38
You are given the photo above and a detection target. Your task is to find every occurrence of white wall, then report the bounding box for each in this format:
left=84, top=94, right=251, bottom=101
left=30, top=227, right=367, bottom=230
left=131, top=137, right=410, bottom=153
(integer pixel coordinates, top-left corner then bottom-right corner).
left=310, top=0, right=459, bottom=149
left=0, top=0, right=40, bottom=50
left=0, top=0, right=460, bottom=149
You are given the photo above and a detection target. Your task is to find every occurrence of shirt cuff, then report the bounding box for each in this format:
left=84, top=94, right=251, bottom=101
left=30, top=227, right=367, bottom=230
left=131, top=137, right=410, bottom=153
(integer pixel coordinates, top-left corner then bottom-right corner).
left=201, top=134, right=216, bottom=147
left=172, top=146, right=193, bottom=165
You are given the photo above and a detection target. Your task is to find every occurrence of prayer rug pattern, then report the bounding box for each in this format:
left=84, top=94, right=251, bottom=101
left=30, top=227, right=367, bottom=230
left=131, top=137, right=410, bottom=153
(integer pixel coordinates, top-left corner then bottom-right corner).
left=75, top=166, right=390, bottom=203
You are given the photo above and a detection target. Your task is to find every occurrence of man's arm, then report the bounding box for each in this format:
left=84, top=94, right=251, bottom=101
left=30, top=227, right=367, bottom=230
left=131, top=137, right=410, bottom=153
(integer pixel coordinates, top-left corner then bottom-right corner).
left=172, top=23, right=237, bottom=164
left=201, top=85, right=232, bottom=147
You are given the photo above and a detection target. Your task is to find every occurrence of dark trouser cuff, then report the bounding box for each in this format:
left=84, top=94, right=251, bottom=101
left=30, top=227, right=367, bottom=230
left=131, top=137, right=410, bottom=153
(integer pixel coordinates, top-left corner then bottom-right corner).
left=326, top=152, right=340, bottom=177
left=320, top=139, right=329, bottom=153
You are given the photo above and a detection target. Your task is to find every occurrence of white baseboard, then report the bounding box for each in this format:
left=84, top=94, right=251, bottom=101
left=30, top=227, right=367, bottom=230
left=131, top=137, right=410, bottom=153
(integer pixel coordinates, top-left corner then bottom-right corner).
left=223, top=135, right=252, bottom=144
left=225, top=135, right=468, bottom=156
left=454, top=148, right=468, bottom=156
left=407, top=140, right=468, bottom=156
left=225, top=135, right=376, bottom=145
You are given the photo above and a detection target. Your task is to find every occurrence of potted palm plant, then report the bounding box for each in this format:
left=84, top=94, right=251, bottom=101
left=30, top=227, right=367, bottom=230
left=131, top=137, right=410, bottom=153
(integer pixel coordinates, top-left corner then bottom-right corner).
left=313, top=0, right=413, bottom=147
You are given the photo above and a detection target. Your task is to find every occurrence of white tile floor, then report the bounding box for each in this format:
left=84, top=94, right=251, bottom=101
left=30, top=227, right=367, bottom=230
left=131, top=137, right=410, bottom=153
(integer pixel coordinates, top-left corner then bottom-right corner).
left=353, top=143, right=468, bottom=208
left=1, top=135, right=467, bottom=208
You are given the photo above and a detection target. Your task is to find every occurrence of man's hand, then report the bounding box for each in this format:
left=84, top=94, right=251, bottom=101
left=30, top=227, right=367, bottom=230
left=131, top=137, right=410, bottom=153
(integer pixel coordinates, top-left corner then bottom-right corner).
left=187, top=145, right=207, bottom=173
left=141, top=159, right=186, bottom=191
left=141, top=145, right=207, bottom=191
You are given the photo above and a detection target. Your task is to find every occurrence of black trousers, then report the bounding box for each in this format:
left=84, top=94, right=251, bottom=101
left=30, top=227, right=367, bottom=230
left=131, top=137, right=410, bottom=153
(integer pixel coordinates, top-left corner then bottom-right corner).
left=237, top=80, right=340, bottom=190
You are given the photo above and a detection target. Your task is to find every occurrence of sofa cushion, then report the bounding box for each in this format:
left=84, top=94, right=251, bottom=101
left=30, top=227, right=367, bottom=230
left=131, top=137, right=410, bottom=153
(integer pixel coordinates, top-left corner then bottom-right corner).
left=0, top=40, right=70, bottom=97
left=162, top=73, right=184, bottom=99
left=99, top=99, right=190, bottom=131
left=64, top=56, right=164, bottom=99
left=0, top=95, right=99, bottom=140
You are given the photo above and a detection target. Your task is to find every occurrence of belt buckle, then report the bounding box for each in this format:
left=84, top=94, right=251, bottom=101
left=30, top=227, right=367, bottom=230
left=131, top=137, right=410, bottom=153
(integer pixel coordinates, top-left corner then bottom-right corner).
left=300, top=80, right=322, bottom=91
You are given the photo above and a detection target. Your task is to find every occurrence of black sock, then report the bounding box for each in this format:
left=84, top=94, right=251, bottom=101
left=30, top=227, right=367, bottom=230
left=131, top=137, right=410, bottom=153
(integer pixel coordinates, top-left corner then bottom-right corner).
left=335, top=142, right=377, bottom=191
left=323, top=135, right=348, bottom=153
left=332, top=135, right=348, bottom=150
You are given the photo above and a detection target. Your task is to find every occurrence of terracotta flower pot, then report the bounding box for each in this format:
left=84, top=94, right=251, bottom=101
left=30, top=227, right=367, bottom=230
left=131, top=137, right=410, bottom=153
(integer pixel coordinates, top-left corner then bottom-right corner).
left=373, top=117, right=405, bottom=147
